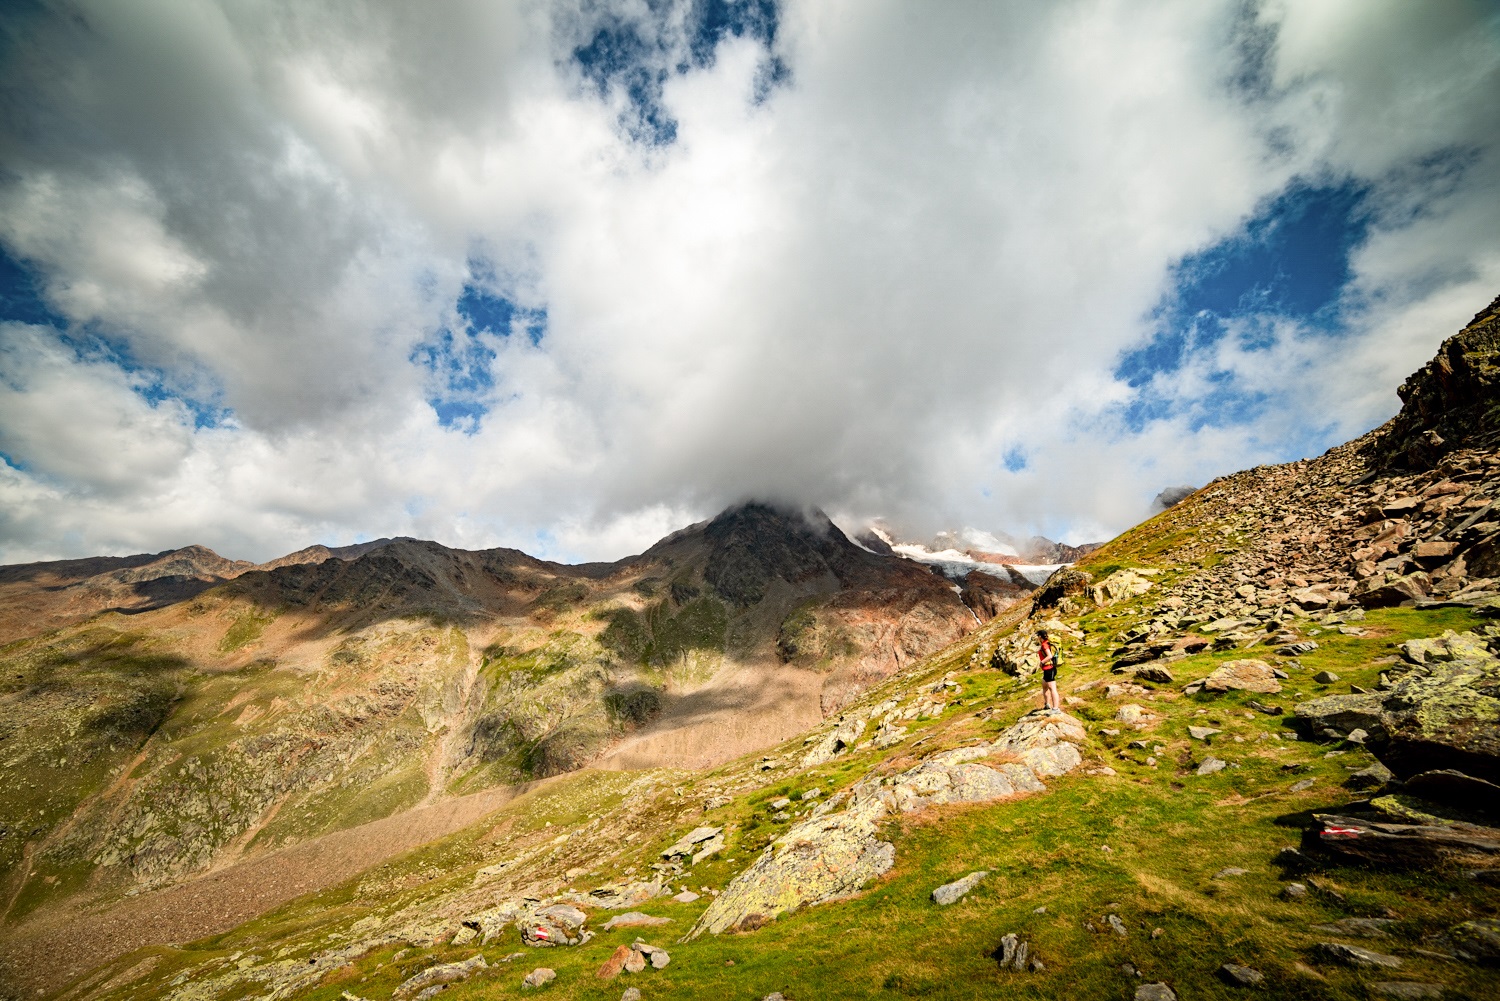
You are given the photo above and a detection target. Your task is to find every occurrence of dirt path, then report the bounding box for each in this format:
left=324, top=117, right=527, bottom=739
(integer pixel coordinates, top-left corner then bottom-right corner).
left=0, top=780, right=539, bottom=998
left=597, top=660, right=824, bottom=770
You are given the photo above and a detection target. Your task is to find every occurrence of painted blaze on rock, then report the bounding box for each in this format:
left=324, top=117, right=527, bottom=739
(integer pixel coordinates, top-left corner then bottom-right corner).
left=687, top=710, right=1085, bottom=939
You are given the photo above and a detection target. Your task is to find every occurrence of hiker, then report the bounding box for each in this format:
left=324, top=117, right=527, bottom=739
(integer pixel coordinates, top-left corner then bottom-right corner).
left=1037, top=629, right=1061, bottom=714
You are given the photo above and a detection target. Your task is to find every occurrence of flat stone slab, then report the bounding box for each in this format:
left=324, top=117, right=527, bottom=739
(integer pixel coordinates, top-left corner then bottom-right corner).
left=931, top=870, right=987, bottom=906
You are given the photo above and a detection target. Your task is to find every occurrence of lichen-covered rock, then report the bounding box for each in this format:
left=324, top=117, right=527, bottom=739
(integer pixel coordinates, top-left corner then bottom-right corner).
left=1295, top=633, right=1500, bottom=781
left=520, top=904, right=592, bottom=947
left=1201, top=659, right=1281, bottom=694
left=685, top=805, right=895, bottom=938
left=931, top=870, right=987, bottom=905
left=395, top=954, right=486, bottom=997
left=1089, top=569, right=1154, bottom=607
left=661, top=827, right=722, bottom=860
left=801, top=714, right=867, bottom=767
left=688, top=710, right=1085, bottom=939
left=1449, top=918, right=1500, bottom=963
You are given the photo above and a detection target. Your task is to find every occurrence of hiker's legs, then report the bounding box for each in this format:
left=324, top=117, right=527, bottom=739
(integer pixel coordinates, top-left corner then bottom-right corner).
left=1043, top=680, right=1059, bottom=710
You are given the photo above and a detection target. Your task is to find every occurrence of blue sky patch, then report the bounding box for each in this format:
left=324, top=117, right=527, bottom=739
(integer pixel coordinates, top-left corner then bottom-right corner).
left=571, top=0, right=785, bottom=145
left=1, top=244, right=230, bottom=430
left=1002, top=446, right=1028, bottom=473
left=0, top=246, right=69, bottom=329
left=413, top=271, right=548, bottom=432
left=1118, top=178, right=1371, bottom=390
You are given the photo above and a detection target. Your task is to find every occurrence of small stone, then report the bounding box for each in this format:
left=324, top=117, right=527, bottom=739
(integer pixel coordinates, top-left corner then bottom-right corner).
left=1197, top=756, right=1228, bottom=776
left=1290, top=778, right=1315, bottom=792
left=672, top=890, right=700, bottom=903
left=1347, top=728, right=1369, bottom=744
left=1373, top=983, right=1445, bottom=999
left=1283, top=882, right=1308, bottom=900
left=1220, top=963, right=1264, bottom=986
left=1151, top=927, right=1164, bottom=939
left=763, top=995, right=787, bottom=1001
left=1313, top=671, right=1340, bottom=684
left=932, top=870, right=988, bottom=906
left=1136, top=983, right=1177, bottom=1001
left=522, top=967, right=557, bottom=988
left=1189, top=726, right=1221, bottom=741
left=1106, top=913, right=1128, bottom=937
left=1033, top=905, right=1047, bottom=914
left=623, top=950, right=646, bottom=974
left=993, top=932, right=1030, bottom=971
left=649, top=949, right=670, bottom=970
left=621, top=989, right=643, bottom=1001
left=1315, top=942, right=1403, bottom=968
left=1214, top=867, right=1250, bottom=878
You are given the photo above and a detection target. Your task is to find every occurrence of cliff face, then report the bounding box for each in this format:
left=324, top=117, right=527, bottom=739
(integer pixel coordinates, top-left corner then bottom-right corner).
left=1373, top=293, right=1500, bottom=469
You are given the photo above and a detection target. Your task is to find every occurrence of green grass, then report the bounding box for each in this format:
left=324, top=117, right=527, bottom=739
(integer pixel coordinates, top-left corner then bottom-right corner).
left=74, top=598, right=1496, bottom=1001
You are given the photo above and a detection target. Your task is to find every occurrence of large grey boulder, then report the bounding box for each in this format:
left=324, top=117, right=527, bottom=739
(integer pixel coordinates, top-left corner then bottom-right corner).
left=1295, top=631, right=1500, bottom=782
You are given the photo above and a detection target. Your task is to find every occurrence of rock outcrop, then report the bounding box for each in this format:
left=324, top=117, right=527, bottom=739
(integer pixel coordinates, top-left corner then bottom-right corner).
left=1294, top=630, right=1500, bottom=782
left=687, top=710, right=1085, bottom=938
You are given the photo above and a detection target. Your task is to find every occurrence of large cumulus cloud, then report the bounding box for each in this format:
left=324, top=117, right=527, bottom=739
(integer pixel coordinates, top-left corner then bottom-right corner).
left=0, top=0, right=1497, bottom=564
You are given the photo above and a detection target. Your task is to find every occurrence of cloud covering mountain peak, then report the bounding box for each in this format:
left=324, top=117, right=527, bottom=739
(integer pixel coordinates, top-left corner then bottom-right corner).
left=1, top=0, right=1497, bottom=564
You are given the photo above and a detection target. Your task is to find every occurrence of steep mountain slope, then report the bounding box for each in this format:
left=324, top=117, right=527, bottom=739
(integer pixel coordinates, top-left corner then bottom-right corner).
left=5, top=297, right=1497, bottom=1001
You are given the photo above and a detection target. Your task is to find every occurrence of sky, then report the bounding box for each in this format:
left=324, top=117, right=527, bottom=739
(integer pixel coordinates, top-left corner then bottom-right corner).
left=1, top=0, right=1498, bottom=565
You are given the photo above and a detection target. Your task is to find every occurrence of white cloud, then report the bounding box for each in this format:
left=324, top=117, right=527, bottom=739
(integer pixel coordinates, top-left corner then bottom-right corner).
left=0, top=0, right=1497, bottom=564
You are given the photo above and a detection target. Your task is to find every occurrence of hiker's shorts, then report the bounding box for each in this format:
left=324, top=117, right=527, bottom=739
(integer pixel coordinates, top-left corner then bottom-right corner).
left=1042, top=667, right=1057, bottom=683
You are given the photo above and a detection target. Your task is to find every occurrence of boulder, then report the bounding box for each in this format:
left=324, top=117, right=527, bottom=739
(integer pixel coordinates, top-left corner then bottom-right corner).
left=1202, top=659, right=1282, bottom=694
left=1315, top=942, right=1403, bottom=968
left=1197, top=757, right=1228, bottom=776
left=931, top=870, right=987, bottom=906
left=802, top=714, right=867, bottom=767
left=596, top=946, right=632, bottom=980
left=662, top=826, right=723, bottom=860
left=1090, top=569, right=1154, bottom=607
left=1306, top=813, right=1500, bottom=869
left=1403, top=769, right=1500, bottom=820
left=1347, top=761, right=1396, bottom=790
left=1313, top=670, right=1340, bottom=684
left=689, top=711, right=1086, bottom=939
left=1294, top=635, right=1500, bottom=782
left=1449, top=918, right=1500, bottom=962
left=1356, top=572, right=1432, bottom=608
left=584, top=881, right=668, bottom=910
left=521, top=967, right=557, bottom=988
left=395, top=954, right=487, bottom=997
left=1136, top=664, right=1175, bottom=683
left=1033, top=567, right=1093, bottom=608
left=1219, top=963, right=1264, bottom=986
left=623, top=949, right=646, bottom=973
left=521, top=904, right=591, bottom=947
